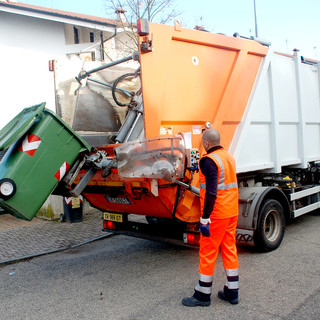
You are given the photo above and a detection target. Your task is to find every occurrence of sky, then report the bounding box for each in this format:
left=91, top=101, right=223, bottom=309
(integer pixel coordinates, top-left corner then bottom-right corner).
left=18, top=0, right=320, bottom=59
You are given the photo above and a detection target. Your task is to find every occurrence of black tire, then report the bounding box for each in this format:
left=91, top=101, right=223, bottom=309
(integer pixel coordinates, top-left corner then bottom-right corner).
left=254, top=199, right=285, bottom=252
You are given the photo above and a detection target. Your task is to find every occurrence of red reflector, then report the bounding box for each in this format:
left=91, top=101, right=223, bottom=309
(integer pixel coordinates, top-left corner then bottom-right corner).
left=137, top=18, right=149, bottom=36
left=184, top=233, right=200, bottom=245
left=187, top=234, right=196, bottom=243
left=103, top=220, right=115, bottom=230
left=49, top=60, right=54, bottom=71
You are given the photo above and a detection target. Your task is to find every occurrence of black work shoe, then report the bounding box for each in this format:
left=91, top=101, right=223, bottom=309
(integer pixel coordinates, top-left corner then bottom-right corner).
left=218, top=290, right=239, bottom=305
left=182, top=296, right=211, bottom=307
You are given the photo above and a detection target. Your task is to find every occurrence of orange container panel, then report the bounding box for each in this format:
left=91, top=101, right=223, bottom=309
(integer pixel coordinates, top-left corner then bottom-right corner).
left=83, top=192, right=175, bottom=218
left=139, top=22, right=268, bottom=150
left=78, top=170, right=179, bottom=219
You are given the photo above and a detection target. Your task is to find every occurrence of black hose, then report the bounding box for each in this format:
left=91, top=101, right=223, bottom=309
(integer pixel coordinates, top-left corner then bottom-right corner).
left=111, top=72, right=139, bottom=107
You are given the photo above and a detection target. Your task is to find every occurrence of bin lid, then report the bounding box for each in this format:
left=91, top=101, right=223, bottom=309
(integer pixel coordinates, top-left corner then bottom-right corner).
left=0, top=103, right=45, bottom=151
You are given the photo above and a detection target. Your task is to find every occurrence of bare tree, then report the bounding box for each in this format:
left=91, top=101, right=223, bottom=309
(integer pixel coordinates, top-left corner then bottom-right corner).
left=105, top=0, right=180, bottom=24
left=103, top=0, right=180, bottom=55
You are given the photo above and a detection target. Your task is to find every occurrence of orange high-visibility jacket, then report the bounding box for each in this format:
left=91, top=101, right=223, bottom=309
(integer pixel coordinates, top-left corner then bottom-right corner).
left=199, top=148, right=239, bottom=219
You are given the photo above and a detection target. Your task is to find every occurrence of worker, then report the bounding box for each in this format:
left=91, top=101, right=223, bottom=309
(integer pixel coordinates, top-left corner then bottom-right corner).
left=182, top=128, right=239, bottom=307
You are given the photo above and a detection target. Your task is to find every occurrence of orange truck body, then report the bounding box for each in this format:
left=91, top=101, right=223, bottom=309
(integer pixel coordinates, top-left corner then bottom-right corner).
left=79, top=21, right=268, bottom=224
left=83, top=21, right=320, bottom=252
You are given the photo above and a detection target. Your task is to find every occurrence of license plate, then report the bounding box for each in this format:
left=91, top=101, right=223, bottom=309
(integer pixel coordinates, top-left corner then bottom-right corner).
left=105, top=196, right=131, bottom=205
left=104, top=212, right=123, bottom=222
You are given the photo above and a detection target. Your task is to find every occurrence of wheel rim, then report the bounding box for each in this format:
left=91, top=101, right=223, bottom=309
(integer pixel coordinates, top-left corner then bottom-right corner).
left=0, top=181, right=14, bottom=196
left=264, top=209, right=281, bottom=242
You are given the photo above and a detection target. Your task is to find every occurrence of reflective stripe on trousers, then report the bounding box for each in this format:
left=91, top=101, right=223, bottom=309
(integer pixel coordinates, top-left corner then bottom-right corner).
left=195, top=269, right=239, bottom=295
left=195, top=274, right=213, bottom=295
left=225, top=268, right=239, bottom=290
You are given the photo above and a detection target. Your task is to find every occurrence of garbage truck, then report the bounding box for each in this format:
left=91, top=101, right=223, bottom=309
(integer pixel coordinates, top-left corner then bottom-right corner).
left=1, top=20, right=320, bottom=252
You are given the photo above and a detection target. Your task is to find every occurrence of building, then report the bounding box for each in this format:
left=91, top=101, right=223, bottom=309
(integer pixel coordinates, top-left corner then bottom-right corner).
left=0, top=0, right=135, bottom=128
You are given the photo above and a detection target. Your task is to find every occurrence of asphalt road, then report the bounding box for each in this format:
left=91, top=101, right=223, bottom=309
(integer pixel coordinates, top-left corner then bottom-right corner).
left=1, top=213, right=319, bottom=320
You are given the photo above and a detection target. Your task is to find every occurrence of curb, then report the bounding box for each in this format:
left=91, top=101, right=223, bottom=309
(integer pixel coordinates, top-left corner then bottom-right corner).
left=0, top=232, right=115, bottom=266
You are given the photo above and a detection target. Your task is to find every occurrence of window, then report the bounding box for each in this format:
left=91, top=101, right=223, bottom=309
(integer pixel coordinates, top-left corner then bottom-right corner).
left=90, top=32, right=94, bottom=43
left=74, top=27, right=79, bottom=44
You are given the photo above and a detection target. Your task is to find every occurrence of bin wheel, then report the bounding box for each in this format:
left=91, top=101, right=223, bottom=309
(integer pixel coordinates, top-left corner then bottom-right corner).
left=60, top=213, right=66, bottom=222
left=0, top=178, right=16, bottom=200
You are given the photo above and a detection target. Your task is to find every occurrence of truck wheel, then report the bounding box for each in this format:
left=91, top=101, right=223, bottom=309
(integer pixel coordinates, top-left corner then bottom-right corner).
left=254, top=199, right=285, bottom=252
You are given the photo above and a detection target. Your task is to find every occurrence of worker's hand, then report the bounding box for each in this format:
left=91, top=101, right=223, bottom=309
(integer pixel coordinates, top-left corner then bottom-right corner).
left=200, top=217, right=211, bottom=237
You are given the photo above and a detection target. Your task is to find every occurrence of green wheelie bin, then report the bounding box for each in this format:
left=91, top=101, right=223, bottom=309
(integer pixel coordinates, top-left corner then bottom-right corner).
left=0, top=102, right=92, bottom=220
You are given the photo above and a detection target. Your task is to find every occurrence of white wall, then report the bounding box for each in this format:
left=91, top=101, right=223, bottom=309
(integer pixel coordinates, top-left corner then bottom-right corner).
left=0, top=12, right=70, bottom=128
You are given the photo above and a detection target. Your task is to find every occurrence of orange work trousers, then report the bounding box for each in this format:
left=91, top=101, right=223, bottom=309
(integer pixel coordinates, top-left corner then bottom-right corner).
left=199, top=216, right=238, bottom=276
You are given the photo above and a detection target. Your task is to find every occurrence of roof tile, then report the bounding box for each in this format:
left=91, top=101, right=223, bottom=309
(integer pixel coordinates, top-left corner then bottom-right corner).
left=0, top=1, right=123, bottom=27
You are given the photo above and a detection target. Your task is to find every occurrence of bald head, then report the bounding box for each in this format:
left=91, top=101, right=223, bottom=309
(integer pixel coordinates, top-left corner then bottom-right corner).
left=202, top=128, right=220, bottom=151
